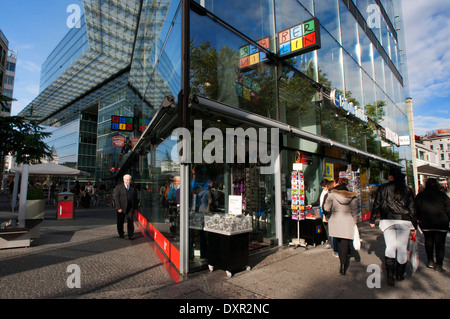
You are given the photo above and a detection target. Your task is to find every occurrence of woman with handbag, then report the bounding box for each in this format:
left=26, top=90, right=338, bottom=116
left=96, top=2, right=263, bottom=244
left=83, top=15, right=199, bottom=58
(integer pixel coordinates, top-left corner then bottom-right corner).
left=323, top=180, right=359, bottom=275
left=415, top=178, right=450, bottom=272
left=370, top=168, right=417, bottom=286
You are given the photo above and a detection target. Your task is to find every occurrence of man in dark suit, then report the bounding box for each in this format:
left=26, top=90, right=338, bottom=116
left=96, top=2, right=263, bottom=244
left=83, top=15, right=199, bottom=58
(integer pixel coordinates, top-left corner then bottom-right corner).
left=114, top=174, right=138, bottom=239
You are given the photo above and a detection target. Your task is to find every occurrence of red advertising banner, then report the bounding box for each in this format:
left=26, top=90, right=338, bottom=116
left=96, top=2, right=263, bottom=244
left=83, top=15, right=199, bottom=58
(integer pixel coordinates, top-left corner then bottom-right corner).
left=112, top=136, right=125, bottom=147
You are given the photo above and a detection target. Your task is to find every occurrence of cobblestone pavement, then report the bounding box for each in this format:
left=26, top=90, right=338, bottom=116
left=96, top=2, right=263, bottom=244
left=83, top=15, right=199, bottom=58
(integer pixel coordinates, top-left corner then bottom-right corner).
left=0, top=194, right=449, bottom=302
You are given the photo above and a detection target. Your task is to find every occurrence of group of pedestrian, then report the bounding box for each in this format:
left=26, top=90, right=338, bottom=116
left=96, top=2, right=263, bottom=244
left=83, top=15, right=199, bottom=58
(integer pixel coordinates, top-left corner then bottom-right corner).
left=371, top=168, right=450, bottom=286
left=313, top=167, right=449, bottom=286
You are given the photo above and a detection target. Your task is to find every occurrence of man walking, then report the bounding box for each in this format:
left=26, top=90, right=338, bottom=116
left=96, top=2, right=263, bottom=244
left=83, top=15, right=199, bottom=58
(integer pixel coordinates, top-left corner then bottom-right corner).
left=114, top=174, right=138, bottom=239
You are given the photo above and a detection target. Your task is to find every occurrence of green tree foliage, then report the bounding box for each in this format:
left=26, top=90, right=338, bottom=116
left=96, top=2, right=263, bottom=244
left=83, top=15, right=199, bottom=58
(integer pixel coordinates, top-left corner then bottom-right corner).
left=0, top=115, right=53, bottom=182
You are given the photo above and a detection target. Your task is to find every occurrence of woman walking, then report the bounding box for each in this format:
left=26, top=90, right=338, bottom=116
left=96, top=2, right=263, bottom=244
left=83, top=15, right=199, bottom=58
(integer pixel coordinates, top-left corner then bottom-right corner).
left=323, top=180, right=359, bottom=275
left=370, top=168, right=417, bottom=286
left=415, top=178, right=450, bottom=272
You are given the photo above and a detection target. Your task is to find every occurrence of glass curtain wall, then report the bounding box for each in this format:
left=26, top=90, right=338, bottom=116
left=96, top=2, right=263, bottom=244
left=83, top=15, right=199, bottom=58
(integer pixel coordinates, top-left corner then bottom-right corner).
left=128, top=0, right=183, bottom=271
left=128, top=0, right=410, bottom=273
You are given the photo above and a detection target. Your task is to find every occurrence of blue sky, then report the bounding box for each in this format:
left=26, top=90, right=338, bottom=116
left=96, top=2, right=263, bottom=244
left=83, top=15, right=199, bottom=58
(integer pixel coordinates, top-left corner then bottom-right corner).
left=1, top=0, right=449, bottom=136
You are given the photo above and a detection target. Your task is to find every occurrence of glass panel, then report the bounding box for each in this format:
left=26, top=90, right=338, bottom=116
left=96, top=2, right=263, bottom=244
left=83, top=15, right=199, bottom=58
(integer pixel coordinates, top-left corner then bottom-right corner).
left=343, top=52, right=363, bottom=107
left=197, top=0, right=275, bottom=50
left=321, top=99, right=348, bottom=145
left=190, top=10, right=276, bottom=119
left=139, top=137, right=181, bottom=249
left=359, top=24, right=374, bottom=79
left=314, top=0, right=341, bottom=44
left=316, top=28, right=344, bottom=91
left=339, top=3, right=361, bottom=64
left=275, top=0, right=314, bottom=33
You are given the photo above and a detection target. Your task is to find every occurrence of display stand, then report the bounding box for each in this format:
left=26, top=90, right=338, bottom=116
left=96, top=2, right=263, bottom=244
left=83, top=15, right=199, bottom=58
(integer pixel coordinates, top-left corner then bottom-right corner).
left=289, top=166, right=307, bottom=249
left=206, top=230, right=251, bottom=277
left=204, top=214, right=252, bottom=277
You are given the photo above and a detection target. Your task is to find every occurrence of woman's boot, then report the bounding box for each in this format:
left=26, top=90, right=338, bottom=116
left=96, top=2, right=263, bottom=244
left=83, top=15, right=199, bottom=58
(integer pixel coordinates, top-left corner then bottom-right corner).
left=396, top=261, right=406, bottom=281
left=385, top=257, right=395, bottom=286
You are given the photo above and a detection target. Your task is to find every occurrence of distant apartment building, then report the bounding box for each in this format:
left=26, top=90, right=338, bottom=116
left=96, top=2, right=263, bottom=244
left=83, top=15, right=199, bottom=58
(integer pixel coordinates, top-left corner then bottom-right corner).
left=415, top=129, right=450, bottom=186
left=0, top=29, right=15, bottom=117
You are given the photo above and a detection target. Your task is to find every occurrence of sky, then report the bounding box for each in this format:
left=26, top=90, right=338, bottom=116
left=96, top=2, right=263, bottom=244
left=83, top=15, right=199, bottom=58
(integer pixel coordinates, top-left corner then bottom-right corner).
left=0, top=0, right=449, bottom=136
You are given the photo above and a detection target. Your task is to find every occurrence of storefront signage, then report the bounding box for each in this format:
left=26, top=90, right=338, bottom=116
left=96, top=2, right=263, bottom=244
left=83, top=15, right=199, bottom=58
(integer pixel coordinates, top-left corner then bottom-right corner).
left=324, top=162, right=334, bottom=181
left=295, top=151, right=312, bottom=165
left=385, top=127, right=399, bottom=146
left=330, top=89, right=368, bottom=123
left=399, top=135, right=410, bottom=146
left=111, top=116, right=134, bottom=131
left=138, top=118, right=150, bottom=132
left=426, top=129, right=450, bottom=137
left=228, top=195, right=243, bottom=216
left=112, top=135, right=125, bottom=147
left=278, top=18, right=321, bottom=58
left=239, top=37, right=271, bottom=71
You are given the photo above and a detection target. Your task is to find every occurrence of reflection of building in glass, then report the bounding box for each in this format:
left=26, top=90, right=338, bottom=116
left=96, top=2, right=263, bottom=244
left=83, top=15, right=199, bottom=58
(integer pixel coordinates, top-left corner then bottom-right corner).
left=18, top=0, right=413, bottom=276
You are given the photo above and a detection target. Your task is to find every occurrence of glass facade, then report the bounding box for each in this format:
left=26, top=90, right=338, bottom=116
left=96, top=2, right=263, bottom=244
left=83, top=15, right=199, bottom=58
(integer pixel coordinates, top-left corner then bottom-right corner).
left=40, top=15, right=89, bottom=92
left=21, top=0, right=412, bottom=275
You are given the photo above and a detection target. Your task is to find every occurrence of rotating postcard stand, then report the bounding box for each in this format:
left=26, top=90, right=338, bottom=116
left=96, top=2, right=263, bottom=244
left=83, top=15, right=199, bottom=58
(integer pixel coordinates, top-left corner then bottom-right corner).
left=289, top=165, right=308, bottom=249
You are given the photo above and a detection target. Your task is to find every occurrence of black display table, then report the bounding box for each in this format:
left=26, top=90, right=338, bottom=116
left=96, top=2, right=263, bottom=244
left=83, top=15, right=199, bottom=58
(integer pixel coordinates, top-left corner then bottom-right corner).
left=206, top=230, right=251, bottom=277
left=299, top=218, right=327, bottom=246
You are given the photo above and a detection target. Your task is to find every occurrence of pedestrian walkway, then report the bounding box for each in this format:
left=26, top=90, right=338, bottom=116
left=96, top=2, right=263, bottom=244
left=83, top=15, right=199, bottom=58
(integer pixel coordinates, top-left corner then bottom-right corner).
left=0, top=194, right=448, bottom=301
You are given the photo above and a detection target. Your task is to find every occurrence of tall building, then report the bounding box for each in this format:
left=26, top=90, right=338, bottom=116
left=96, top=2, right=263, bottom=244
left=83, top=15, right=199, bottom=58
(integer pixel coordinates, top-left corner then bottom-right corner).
left=19, top=0, right=412, bottom=275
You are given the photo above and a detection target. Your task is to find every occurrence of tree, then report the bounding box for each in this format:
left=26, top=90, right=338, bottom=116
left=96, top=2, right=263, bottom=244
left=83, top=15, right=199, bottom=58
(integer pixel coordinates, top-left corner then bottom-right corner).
left=0, top=115, right=53, bottom=182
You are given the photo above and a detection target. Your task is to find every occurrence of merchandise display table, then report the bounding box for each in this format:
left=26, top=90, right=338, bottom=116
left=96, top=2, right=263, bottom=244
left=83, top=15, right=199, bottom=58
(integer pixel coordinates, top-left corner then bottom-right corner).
left=205, top=229, right=251, bottom=277
left=299, top=217, right=327, bottom=247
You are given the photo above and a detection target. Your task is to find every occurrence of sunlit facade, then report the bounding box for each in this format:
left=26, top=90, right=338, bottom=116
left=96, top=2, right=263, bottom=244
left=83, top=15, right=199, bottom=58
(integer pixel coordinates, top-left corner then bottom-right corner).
left=19, top=0, right=411, bottom=275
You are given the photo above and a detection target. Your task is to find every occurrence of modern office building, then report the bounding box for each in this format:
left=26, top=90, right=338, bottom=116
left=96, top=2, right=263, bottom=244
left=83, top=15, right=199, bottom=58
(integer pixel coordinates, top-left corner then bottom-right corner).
left=19, top=0, right=412, bottom=276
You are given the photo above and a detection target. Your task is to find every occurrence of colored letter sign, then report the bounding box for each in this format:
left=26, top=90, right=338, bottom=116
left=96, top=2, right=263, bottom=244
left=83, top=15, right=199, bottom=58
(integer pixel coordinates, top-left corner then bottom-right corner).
left=239, top=36, right=272, bottom=71
left=278, top=18, right=321, bottom=58
left=111, top=116, right=134, bottom=131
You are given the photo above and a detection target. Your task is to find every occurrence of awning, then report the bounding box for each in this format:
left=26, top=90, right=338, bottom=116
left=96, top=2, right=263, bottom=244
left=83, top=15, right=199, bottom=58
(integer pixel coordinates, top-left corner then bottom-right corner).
left=10, top=163, right=90, bottom=176
left=417, top=164, right=450, bottom=178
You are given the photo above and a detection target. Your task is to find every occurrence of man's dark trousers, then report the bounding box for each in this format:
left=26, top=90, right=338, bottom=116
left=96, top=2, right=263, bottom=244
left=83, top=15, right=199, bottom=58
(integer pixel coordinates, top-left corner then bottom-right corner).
left=117, top=187, right=134, bottom=238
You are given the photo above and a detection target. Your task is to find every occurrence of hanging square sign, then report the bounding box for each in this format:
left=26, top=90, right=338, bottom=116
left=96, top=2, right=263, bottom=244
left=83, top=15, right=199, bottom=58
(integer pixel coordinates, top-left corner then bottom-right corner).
left=278, top=18, right=321, bottom=58
left=111, top=116, right=134, bottom=131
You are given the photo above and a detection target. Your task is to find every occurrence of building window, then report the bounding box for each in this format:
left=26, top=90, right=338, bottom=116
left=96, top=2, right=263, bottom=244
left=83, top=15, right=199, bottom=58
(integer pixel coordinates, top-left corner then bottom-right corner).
left=4, top=75, right=14, bottom=85
left=6, top=61, right=15, bottom=72
left=441, top=154, right=445, bottom=161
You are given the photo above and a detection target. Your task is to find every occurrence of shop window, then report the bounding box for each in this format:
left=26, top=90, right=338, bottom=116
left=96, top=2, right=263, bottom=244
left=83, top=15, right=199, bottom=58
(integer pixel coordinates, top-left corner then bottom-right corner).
left=190, top=10, right=276, bottom=119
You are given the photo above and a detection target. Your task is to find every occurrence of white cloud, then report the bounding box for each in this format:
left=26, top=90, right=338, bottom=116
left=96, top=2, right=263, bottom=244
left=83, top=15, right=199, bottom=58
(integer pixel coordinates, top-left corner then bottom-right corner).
left=413, top=115, right=450, bottom=136
left=402, top=0, right=450, bottom=103
left=24, top=84, right=39, bottom=96
left=19, top=60, right=41, bottom=73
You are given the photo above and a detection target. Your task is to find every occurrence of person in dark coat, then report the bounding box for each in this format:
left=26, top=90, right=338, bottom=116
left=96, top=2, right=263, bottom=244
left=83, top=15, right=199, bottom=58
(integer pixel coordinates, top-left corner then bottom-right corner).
left=415, top=178, right=450, bottom=272
left=370, top=168, right=417, bottom=286
left=113, top=174, right=139, bottom=239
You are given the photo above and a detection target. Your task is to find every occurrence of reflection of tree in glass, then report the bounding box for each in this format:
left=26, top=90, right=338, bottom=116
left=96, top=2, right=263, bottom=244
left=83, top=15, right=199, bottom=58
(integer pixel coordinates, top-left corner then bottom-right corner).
left=189, top=41, right=399, bottom=162
left=190, top=41, right=275, bottom=118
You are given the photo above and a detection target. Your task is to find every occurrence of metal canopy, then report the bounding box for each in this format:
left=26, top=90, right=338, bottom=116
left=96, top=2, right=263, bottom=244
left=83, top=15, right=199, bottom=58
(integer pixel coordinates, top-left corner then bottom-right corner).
left=417, top=164, right=450, bottom=178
